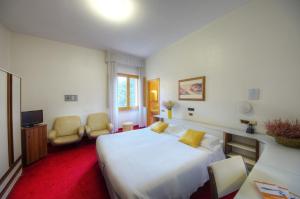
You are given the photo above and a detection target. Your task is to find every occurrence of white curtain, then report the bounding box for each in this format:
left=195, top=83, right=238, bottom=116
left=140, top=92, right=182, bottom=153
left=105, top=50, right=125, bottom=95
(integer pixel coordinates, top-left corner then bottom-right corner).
left=138, top=67, right=146, bottom=127
left=106, top=50, right=146, bottom=131
left=106, top=60, right=118, bottom=133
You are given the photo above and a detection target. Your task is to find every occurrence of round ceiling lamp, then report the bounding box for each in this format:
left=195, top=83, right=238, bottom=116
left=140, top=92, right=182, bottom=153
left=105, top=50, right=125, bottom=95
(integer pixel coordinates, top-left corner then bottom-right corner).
left=88, top=0, right=135, bottom=23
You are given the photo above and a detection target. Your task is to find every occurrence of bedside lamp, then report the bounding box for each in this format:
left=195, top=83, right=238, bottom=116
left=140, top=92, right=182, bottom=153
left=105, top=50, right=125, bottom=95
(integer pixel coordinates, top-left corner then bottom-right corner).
left=237, top=101, right=252, bottom=114
left=237, top=101, right=256, bottom=134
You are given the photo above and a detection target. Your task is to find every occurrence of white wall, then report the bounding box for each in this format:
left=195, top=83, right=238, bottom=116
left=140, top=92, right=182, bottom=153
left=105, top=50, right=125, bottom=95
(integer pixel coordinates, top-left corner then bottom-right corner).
left=146, top=0, right=300, bottom=133
left=0, top=24, right=11, bottom=71
left=11, top=33, right=107, bottom=130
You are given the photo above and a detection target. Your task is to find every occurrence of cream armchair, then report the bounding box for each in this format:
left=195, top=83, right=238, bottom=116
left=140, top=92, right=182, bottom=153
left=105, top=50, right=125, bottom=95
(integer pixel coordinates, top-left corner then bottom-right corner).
left=48, top=116, right=84, bottom=145
left=85, top=113, right=112, bottom=138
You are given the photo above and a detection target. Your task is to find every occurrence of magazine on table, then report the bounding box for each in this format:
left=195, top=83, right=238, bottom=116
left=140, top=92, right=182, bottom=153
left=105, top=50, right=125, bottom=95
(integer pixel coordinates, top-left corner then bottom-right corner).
left=255, top=181, right=300, bottom=199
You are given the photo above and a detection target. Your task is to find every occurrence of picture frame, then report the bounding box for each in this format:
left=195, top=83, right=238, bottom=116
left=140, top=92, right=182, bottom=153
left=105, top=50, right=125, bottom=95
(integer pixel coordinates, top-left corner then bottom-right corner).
left=178, top=76, right=205, bottom=101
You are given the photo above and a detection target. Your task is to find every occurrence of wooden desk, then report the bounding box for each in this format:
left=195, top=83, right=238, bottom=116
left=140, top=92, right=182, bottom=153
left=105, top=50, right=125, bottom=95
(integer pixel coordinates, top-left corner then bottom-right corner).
left=21, top=124, right=48, bottom=166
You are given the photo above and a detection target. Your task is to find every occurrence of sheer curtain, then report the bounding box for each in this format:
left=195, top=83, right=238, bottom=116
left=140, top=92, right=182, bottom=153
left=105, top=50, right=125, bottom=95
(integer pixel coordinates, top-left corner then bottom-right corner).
left=138, top=67, right=146, bottom=128
left=106, top=58, right=118, bottom=133
left=106, top=50, right=145, bottom=131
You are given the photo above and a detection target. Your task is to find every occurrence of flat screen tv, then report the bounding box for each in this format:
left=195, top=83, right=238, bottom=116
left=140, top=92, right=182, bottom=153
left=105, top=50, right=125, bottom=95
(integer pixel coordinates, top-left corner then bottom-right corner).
left=22, top=110, right=43, bottom=127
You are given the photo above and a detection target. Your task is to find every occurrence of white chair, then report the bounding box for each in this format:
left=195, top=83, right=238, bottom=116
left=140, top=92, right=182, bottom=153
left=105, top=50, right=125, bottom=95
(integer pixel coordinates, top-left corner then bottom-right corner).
left=208, top=156, right=248, bottom=199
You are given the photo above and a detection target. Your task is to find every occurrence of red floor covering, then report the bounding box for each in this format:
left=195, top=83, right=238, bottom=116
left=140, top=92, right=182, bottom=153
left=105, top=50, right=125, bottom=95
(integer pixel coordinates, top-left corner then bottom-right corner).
left=8, top=141, right=235, bottom=199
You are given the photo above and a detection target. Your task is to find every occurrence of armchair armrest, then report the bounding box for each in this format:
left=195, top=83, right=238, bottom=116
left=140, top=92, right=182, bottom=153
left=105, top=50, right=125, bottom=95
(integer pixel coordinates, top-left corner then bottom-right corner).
left=48, top=130, right=57, bottom=141
left=78, top=126, right=85, bottom=137
left=107, top=123, right=113, bottom=133
left=85, top=125, right=91, bottom=134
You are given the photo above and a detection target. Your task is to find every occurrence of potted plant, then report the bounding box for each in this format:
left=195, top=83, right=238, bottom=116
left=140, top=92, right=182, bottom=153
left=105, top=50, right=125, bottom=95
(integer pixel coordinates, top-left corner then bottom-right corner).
left=265, top=119, right=300, bottom=148
left=162, top=101, right=175, bottom=119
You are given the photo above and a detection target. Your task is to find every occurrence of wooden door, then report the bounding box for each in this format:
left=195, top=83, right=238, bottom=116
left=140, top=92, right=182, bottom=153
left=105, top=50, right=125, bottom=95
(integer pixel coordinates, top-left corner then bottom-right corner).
left=147, top=79, right=160, bottom=126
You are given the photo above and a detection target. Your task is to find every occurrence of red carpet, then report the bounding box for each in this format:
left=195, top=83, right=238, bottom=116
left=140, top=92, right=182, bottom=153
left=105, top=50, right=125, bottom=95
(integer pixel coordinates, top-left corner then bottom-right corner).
left=8, top=142, right=235, bottom=199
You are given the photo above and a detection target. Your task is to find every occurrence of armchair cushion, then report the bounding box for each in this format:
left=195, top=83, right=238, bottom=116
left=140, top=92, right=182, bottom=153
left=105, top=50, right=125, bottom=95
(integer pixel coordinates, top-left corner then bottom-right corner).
left=54, top=116, right=82, bottom=137
left=89, top=129, right=109, bottom=138
left=52, top=135, right=81, bottom=145
left=87, top=113, right=109, bottom=131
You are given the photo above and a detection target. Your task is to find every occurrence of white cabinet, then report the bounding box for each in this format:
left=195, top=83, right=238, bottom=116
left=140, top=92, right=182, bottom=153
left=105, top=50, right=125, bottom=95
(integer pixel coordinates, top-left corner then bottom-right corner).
left=0, top=70, right=9, bottom=178
left=0, top=69, right=22, bottom=198
left=12, top=76, right=21, bottom=161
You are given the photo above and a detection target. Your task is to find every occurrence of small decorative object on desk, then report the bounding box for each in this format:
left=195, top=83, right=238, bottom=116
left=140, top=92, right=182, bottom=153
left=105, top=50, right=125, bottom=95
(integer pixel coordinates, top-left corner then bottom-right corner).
left=265, top=119, right=300, bottom=148
left=162, top=100, right=175, bottom=119
left=246, top=121, right=257, bottom=134
left=241, top=119, right=257, bottom=134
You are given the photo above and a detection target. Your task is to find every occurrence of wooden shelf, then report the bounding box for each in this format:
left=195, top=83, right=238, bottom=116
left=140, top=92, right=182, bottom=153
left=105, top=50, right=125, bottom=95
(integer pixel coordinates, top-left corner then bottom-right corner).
left=227, top=141, right=256, bottom=153
left=227, top=152, right=256, bottom=166
left=224, top=132, right=259, bottom=169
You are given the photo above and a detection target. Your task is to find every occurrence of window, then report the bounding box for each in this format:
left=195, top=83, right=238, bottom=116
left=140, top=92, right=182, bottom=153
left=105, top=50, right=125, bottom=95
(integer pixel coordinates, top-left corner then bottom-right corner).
left=117, top=73, right=138, bottom=110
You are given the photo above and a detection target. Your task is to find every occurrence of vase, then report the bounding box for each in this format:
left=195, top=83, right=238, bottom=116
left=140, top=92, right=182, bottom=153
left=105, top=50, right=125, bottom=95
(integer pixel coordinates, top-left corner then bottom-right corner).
left=167, top=109, right=172, bottom=119
left=275, top=136, right=300, bottom=148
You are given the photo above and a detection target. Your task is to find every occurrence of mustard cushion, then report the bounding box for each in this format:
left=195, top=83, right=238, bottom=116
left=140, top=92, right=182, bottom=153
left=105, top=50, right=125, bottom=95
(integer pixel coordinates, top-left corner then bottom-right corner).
left=151, top=121, right=169, bottom=133
left=179, top=129, right=206, bottom=148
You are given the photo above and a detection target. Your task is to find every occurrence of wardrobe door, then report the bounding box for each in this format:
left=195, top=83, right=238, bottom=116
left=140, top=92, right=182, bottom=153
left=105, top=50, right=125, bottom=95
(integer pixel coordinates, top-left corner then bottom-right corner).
left=12, top=75, right=22, bottom=162
left=0, top=71, right=9, bottom=177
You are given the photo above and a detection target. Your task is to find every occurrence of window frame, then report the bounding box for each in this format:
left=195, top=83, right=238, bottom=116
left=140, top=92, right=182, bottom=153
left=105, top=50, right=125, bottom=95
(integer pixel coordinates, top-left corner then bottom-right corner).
left=117, top=73, right=139, bottom=111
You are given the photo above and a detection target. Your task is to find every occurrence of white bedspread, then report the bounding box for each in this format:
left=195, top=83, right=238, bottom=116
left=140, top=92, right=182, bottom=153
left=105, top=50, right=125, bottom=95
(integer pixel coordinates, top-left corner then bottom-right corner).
left=96, top=128, right=225, bottom=199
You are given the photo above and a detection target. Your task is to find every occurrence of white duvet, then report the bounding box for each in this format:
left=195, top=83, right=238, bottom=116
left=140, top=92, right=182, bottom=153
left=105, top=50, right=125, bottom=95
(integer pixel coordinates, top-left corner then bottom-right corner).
left=96, top=128, right=225, bottom=199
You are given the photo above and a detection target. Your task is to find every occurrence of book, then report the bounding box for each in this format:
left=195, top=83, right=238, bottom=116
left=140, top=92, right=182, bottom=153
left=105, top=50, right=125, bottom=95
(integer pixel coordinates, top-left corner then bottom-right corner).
left=255, top=181, right=300, bottom=199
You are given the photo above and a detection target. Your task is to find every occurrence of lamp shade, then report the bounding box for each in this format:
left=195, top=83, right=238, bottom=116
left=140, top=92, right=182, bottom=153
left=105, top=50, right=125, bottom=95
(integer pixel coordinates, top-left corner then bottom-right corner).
left=237, top=101, right=252, bottom=114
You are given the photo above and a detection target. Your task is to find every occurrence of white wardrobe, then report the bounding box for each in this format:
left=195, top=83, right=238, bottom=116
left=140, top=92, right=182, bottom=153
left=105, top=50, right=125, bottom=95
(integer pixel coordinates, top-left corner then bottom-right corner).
left=0, top=68, right=22, bottom=198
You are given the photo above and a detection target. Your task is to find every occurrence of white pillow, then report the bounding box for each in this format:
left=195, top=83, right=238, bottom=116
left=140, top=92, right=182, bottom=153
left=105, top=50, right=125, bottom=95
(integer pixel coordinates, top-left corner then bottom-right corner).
left=164, top=124, right=186, bottom=137
left=201, top=134, right=220, bottom=150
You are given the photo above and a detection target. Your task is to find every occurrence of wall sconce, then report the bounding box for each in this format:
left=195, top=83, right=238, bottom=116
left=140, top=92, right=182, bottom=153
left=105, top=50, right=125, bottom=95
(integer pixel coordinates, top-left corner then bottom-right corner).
left=237, top=101, right=252, bottom=114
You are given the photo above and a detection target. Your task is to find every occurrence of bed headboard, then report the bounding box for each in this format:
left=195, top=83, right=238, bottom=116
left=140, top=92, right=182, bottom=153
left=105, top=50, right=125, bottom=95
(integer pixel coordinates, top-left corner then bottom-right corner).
left=165, top=118, right=224, bottom=140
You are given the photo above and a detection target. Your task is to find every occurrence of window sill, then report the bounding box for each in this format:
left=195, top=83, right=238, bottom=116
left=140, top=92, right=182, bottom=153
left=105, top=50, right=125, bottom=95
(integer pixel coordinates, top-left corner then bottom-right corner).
left=118, top=107, right=139, bottom=112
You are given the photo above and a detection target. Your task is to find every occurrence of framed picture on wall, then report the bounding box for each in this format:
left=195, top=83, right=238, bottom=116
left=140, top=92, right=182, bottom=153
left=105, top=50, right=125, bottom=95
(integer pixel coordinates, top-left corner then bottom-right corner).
left=178, top=76, right=205, bottom=101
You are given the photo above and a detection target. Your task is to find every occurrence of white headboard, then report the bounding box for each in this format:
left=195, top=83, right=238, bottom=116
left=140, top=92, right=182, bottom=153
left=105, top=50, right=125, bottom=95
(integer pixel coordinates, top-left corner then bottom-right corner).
left=165, top=118, right=224, bottom=140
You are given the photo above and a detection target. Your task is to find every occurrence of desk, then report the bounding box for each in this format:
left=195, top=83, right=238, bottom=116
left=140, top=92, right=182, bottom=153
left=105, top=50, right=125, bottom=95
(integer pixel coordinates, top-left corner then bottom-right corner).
left=235, top=140, right=300, bottom=198
left=154, top=116, right=300, bottom=198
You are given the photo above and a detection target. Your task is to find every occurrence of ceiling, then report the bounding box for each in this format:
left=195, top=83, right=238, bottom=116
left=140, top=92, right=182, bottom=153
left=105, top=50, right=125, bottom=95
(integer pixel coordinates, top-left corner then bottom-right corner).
left=0, top=0, right=248, bottom=58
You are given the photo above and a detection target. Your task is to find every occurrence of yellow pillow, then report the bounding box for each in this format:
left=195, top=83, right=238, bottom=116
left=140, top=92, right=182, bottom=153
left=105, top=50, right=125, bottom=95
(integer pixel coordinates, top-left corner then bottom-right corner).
left=151, top=121, right=169, bottom=133
left=179, top=129, right=206, bottom=148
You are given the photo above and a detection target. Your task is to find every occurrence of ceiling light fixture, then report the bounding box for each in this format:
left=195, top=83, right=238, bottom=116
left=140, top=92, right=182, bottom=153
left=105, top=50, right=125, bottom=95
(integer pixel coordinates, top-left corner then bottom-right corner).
left=88, top=0, right=135, bottom=23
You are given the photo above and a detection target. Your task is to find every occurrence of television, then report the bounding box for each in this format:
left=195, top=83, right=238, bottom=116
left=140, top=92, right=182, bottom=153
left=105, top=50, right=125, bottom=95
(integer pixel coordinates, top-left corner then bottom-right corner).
left=22, top=110, right=43, bottom=127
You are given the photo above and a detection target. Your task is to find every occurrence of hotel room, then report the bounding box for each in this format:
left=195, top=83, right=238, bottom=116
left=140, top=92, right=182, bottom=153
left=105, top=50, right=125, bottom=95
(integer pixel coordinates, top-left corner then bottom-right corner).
left=0, top=0, right=299, bottom=199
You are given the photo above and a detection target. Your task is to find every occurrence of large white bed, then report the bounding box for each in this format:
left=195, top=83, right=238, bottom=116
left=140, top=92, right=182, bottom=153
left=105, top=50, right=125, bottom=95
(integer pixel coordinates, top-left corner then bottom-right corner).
left=96, top=126, right=225, bottom=199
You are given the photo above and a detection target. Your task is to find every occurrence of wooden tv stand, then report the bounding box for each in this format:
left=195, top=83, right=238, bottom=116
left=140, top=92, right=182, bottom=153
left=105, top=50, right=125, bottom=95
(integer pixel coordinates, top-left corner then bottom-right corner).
left=21, top=124, right=48, bottom=166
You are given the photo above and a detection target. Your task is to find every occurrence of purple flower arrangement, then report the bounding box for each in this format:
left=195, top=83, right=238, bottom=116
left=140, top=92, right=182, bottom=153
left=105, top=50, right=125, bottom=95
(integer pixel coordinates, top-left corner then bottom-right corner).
left=265, top=119, right=300, bottom=139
